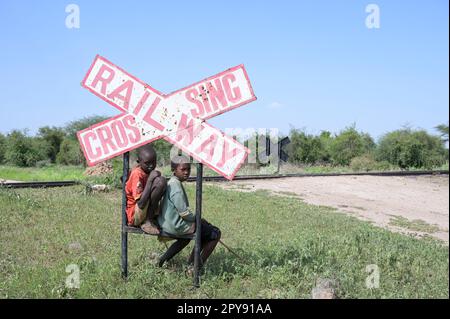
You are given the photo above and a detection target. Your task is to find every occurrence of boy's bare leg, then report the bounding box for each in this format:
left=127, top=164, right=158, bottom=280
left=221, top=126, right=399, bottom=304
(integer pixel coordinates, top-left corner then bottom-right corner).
left=141, top=176, right=166, bottom=234
left=200, top=239, right=220, bottom=264
left=187, top=219, right=221, bottom=266
left=158, top=239, right=190, bottom=267
left=146, top=176, right=167, bottom=222
left=188, top=238, right=220, bottom=267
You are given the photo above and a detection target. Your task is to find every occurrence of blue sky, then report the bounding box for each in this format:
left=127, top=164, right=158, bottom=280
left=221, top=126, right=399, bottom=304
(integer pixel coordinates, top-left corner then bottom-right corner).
left=0, top=0, right=448, bottom=141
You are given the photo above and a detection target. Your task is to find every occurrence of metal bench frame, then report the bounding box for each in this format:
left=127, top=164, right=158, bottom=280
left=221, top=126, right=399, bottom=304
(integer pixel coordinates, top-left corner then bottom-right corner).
left=120, top=152, right=203, bottom=287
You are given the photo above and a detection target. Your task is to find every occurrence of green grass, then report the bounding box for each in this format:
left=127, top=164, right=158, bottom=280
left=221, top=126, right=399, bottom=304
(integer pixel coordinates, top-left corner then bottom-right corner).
left=0, top=184, right=447, bottom=298
left=0, top=165, right=85, bottom=182
left=389, top=216, right=441, bottom=234
left=1, top=161, right=448, bottom=184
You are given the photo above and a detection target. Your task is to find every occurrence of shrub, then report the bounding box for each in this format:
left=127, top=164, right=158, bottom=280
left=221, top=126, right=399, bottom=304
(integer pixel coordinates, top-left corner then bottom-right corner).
left=56, top=138, right=85, bottom=165
left=151, top=139, right=173, bottom=166
left=0, top=133, right=5, bottom=164
left=349, top=155, right=393, bottom=172
left=4, top=130, right=47, bottom=167
left=376, top=128, right=447, bottom=169
left=35, top=159, right=52, bottom=168
left=37, top=126, right=66, bottom=163
left=350, top=154, right=379, bottom=172
left=330, top=126, right=375, bottom=166
left=287, top=129, right=330, bottom=164
left=64, top=115, right=110, bottom=139
left=435, top=123, right=449, bottom=143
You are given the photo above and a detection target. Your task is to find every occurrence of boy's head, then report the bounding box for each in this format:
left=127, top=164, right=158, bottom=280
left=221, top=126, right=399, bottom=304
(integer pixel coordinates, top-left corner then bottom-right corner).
left=171, top=155, right=191, bottom=182
left=137, top=144, right=156, bottom=174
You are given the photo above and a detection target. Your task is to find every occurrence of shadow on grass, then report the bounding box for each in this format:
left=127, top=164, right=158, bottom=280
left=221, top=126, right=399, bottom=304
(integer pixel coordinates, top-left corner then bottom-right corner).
left=197, top=244, right=314, bottom=277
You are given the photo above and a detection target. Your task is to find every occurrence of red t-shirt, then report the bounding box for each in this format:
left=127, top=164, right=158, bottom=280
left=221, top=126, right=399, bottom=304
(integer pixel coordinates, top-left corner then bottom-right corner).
left=125, top=166, right=149, bottom=225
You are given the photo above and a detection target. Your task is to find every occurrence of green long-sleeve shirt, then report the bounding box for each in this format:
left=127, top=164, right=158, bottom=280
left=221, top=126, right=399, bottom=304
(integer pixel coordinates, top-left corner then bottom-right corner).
left=158, top=176, right=195, bottom=235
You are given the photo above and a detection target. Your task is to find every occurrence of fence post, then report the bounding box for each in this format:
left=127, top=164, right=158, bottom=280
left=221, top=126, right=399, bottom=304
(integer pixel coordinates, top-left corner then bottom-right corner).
left=193, top=163, right=203, bottom=287
left=121, top=152, right=129, bottom=278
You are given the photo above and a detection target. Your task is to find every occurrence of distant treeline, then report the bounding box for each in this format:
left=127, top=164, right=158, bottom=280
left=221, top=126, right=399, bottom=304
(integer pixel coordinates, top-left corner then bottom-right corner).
left=285, top=124, right=448, bottom=171
left=0, top=116, right=448, bottom=171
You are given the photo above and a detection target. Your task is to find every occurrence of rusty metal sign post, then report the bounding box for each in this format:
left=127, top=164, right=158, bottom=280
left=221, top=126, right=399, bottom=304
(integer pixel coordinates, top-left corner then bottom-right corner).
left=193, top=163, right=203, bottom=287
left=77, top=55, right=257, bottom=287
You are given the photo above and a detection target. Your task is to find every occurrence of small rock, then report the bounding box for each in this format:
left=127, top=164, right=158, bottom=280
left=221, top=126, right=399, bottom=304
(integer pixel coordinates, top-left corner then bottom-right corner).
left=91, top=184, right=109, bottom=192
left=68, top=242, right=83, bottom=251
left=311, top=278, right=338, bottom=299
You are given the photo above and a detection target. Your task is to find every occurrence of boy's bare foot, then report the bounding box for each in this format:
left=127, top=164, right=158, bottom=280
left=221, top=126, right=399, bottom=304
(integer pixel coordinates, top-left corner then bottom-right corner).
left=184, top=264, right=195, bottom=277
left=141, top=221, right=160, bottom=235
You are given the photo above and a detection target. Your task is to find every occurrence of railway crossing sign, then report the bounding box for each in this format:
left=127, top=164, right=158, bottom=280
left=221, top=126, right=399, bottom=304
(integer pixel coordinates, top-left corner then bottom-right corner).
left=77, top=55, right=257, bottom=286
left=77, top=55, right=257, bottom=180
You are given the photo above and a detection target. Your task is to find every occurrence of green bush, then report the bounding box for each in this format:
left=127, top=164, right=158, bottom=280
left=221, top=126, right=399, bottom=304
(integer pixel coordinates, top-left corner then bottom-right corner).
left=151, top=139, right=173, bottom=166
left=287, top=129, right=331, bottom=164
left=376, top=129, right=447, bottom=169
left=349, top=154, right=378, bottom=172
left=4, top=130, right=48, bottom=167
left=349, top=155, right=394, bottom=172
left=56, top=139, right=85, bottom=166
left=64, top=115, right=109, bottom=139
left=330, top=126, right=375, bottom=166
left=37, top=126, right=66, bottom=163
left=435, top=123, right=449, bottom=143
left=0, top=133, right=5, bottom=164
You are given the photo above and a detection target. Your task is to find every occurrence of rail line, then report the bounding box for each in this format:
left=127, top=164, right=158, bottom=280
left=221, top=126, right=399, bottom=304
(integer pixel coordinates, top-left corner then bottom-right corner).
left=0, top=181, right=78, bottom=189
left=187, top=169, right=449, bottom=182
left=1, top=170, right=447, bottom=188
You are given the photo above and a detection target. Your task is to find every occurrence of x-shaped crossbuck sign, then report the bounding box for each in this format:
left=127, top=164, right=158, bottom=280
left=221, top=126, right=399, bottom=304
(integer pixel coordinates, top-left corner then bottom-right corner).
left=77, top=56, right=257, bottom=180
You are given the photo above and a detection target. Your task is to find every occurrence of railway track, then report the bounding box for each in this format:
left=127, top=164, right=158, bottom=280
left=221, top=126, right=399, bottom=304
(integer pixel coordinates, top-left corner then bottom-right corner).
left=188, top=169, right=449, bottom=182
left=0, top=180, right=78, bottom=189
left=1, top=170, right=447, bottom=188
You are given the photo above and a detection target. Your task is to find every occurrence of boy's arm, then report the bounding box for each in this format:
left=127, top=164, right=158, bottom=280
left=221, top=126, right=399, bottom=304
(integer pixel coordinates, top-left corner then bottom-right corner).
left=171, top=191, right=195, bottom=222
left=137, top=170, right=161, bottom=209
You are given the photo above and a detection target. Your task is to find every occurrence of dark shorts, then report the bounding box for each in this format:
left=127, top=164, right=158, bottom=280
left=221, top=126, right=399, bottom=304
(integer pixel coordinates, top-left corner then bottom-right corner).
left=200, top=219, right=221, bottom=242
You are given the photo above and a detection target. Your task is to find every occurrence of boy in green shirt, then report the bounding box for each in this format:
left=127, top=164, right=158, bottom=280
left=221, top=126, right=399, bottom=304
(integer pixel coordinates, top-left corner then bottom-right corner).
left=157, top=155, right=221, bottom=270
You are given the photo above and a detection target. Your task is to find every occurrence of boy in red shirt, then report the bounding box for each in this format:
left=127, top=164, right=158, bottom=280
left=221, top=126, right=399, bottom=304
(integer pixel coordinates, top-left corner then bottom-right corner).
left=125, top=144, right=166, bottom=235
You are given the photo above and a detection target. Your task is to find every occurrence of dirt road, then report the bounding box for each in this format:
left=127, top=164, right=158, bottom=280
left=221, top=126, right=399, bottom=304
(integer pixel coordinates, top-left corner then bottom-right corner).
left=216, top=175, right=449, bottom=243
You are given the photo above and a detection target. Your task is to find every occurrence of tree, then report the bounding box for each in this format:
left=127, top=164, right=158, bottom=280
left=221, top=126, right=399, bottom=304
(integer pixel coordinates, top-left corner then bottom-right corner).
left=149, top=139, right=172, bottom=166
left=56, top=138, right=84, bottom=165
left=376, top=128, right=447, bottom=169
left=0, top=133, right=5, bottom=164
left=4, top=130, right=47, bottom=167
left=38, top=126, right=66, bottom=163
left=64, top=115, right=109, bottom=139
left=330, top=126, right=375, bottom=166
left=287, top=129, right=330, bottom=164
left=435, top=123, right=449, bottom=143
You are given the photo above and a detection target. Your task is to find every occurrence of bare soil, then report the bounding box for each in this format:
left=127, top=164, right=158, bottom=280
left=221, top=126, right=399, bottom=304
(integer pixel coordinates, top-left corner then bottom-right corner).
left=216, top=175, right=449, bottom=243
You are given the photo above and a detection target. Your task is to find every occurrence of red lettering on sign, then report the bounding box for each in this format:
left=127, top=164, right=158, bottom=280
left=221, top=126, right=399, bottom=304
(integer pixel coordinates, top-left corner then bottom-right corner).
left=96, top=126, right=117, bottom=155
left=217, top=139, right=242, bottom=168
left=196, top=133, right=218, bottom=162
left=142, top=97, right=165, bottom=131
left=83, top=131, right=101, bottom=160
left=123, top=115, right=141, bottom=144
left=175, top=113, right=203, bottom=147
left=186, top=88, right=204, bottom=118
left=222, top=74, right=242, bottom=103
left=133, top=91, right=150, bottom=116
left=91, top=64, right=115, bottom=95
left=107, top=80, right=133, bottom=110
left=207, top=79, right=227, bottom=111
left=111, top=121, right=128, bottom=148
